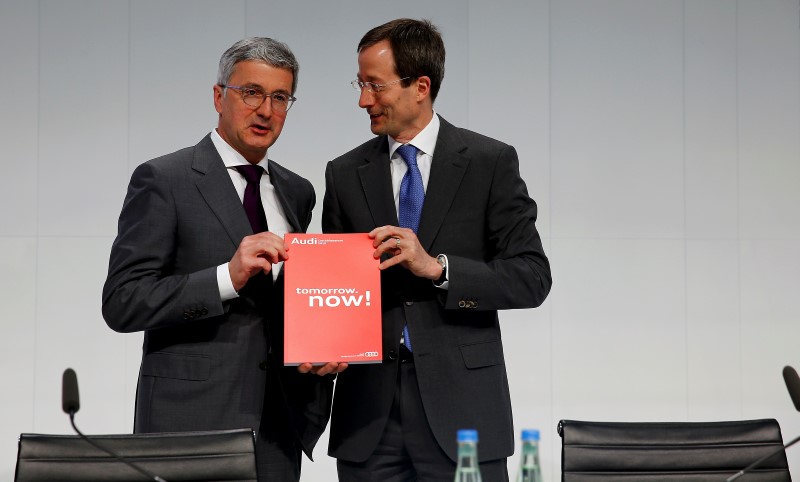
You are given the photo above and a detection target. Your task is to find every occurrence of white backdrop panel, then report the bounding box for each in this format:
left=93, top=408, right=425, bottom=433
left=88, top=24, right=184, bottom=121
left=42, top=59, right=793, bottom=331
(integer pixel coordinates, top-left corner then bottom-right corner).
left=686, top=239, right=741, bottom=421
left=0, top=238, right=37, bottom=482
left=684, top=0, right=739, bottom=240
left=551, top=238, right=688, bottom=420
left=467, top=0, right=551, bottom=238
left=128, top=0, right=244, bottom=172
left=33, top=237, right=122, bottom=434
left=38, top=0, right=129, bottom=237
left=0, top=1, right=38, bottom=237
left=550, top=0, right=685, bottom=240
left=738, top=1, right=800, bottom=240
left=740, top=239, right=800, bottom=478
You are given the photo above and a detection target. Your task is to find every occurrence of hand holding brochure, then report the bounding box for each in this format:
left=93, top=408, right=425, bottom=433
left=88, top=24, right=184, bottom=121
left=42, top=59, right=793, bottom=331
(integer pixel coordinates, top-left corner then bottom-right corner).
left=283, top=233, right=382, bottom=365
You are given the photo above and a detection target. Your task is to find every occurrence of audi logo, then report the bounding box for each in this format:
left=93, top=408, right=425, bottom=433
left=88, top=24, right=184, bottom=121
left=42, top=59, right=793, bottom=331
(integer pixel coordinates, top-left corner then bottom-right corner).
left=364, top=351, right=379, bottom=357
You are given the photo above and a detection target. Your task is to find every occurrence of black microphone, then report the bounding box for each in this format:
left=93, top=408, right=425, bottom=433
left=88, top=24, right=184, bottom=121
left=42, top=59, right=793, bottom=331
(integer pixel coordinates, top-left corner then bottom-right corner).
left=61, top=368, right=167, bottom=482
left=725, top=365, right=800, bottom=481
left=782, top=365, right=800, bottom=411
left=62, top=368, right=80, bottom=415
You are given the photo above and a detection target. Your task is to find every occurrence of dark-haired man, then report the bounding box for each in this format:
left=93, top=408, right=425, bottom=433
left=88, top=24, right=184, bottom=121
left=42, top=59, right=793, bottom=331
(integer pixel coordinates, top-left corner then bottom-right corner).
left=322, top=18, right=552, bottom=481
left=103, top=37, right=336, bottom=482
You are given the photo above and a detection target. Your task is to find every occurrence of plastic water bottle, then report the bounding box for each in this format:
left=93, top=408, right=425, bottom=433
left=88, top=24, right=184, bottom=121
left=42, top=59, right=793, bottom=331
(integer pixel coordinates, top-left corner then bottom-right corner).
left=515, top=429, right=542, bottom=482
left=453, top=429, right=482, bottom=482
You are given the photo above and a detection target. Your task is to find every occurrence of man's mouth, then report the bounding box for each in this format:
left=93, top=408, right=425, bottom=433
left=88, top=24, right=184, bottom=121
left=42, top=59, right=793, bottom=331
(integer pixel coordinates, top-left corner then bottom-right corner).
left=250, top=124, right=270, bottom=134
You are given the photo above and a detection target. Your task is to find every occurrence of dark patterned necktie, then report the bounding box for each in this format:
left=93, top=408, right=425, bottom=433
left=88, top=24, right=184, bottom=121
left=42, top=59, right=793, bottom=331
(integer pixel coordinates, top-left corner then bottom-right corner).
left=234, top=165, right=269, bottom=233
left=396, top=144, right=423, bottom=351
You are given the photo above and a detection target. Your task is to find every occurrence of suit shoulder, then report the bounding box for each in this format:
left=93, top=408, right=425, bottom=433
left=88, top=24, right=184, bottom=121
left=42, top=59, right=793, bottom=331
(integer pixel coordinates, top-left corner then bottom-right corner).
left=136, top=144, right=197, bottom=174
left=450, top=125, right=513, bottom=152
left=330, top=137, right=385, bottom=168
left=269, top=159, right=313, bottom=189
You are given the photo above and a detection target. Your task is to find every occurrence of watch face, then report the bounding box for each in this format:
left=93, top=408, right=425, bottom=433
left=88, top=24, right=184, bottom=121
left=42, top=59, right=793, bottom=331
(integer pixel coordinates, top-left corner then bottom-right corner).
left=434, top=255, right=447, bottom=286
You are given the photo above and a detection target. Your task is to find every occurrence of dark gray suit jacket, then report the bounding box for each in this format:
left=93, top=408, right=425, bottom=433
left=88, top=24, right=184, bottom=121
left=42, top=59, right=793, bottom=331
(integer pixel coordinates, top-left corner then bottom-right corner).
left=322, top=116, right=552, bottom=463
left=102, top=134, right=332, bottom=458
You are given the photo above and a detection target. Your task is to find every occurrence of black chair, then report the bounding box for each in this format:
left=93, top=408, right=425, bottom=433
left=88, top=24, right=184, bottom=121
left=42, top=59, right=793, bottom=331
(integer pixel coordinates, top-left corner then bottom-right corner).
left=559, top=418, right=792, bottom=482
left=14, top=428, right=257, bottom=482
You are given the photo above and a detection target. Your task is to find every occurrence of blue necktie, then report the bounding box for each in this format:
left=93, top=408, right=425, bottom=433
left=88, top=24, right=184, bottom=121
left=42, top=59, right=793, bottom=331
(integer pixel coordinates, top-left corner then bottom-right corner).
left=397, top=144, right=423, bottom=351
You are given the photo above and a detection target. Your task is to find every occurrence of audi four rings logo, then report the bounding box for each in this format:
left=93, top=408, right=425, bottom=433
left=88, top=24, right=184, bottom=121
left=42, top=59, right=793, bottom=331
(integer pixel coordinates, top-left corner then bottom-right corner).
left=364, top=351, right=379, bottom=357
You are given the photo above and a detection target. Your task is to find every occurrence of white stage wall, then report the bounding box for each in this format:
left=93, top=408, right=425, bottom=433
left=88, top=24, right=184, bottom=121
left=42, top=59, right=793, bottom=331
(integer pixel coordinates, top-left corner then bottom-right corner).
left=1, top=1, right=799, bottom=480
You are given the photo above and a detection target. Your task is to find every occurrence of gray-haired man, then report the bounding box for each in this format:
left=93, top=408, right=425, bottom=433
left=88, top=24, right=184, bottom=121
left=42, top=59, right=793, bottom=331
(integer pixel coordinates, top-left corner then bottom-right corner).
left=103, top=37, right=334, bottom=482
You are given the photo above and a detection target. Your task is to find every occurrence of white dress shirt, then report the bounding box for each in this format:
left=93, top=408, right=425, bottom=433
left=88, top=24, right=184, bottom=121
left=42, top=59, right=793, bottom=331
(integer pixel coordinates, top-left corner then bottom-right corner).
left=388, top=112, right=440, bottom=210
left=210, top=129, right=290, bottom=301
left=388, top=113, right=448, bottom=289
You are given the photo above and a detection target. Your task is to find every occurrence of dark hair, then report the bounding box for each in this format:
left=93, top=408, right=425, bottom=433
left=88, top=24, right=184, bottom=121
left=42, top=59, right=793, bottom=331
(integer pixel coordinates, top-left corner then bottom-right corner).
left=218, top=37, right=299, bottom=94
left=358, top=18, right=445, bottom=102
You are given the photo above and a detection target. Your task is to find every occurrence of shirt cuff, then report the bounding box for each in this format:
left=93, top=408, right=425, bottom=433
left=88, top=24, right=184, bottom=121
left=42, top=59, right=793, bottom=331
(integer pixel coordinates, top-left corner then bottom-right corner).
left=433, top=254, right=449, bottom=290
left=217, top=263, right=239, bottom=301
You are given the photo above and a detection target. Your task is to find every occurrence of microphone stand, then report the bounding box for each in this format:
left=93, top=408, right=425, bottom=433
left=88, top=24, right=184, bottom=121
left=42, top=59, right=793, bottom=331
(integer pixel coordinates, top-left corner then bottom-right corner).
left=68, top=410, right=167, bottom=482
left=726, top=434, right=800, bottom=481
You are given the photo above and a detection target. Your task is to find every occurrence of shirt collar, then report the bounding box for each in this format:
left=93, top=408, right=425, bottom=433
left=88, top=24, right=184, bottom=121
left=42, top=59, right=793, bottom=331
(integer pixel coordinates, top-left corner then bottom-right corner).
left=210, top=128, right=269, bottom=172
left=389, top=111, right=440, bottom=159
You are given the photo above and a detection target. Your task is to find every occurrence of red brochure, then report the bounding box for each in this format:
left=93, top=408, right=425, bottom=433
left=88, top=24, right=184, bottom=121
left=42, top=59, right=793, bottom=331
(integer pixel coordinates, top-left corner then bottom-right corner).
left=283, top=233, right=382, bottom=365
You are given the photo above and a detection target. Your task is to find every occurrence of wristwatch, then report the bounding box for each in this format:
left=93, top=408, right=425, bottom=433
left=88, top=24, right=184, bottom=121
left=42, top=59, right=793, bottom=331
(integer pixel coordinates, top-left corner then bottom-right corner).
left=434, top=254, right=448, bottom=286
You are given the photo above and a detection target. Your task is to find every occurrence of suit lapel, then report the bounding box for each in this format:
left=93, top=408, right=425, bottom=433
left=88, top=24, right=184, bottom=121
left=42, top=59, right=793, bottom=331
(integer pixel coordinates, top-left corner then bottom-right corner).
left=192, top=135, right=252, bottom=247
left=417, top=117, right=469, bottom=251
left=358, top=137, right=399, bottom=228
left=268, top=161, right=303, bottom=233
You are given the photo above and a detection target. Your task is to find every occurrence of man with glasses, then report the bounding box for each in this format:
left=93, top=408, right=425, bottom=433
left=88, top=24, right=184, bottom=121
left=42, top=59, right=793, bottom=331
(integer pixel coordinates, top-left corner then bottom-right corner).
left=321, top=18, right=552, bottom=481
left=103, top=37, right=336, bottom=482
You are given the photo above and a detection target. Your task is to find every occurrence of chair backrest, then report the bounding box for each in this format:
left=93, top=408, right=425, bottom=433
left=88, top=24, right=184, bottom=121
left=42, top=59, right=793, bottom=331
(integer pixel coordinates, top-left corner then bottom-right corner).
left=14, top=428, right=257, bottom=482
left=559, top=418, right=792, bottom=482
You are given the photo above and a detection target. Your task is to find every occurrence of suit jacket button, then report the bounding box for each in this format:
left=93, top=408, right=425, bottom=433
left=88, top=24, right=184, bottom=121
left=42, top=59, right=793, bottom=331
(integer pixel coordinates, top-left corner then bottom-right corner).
left=183, top=311, right=191, bottom=319
left=458, top=300, right=466, bottom=308
left=405, top=300, right=413, bottom=306
left=258, top=361, right=268, bottom=370
left=387, top=350, right=397, bottom=361
left=200, top=308, right=208, bottom=315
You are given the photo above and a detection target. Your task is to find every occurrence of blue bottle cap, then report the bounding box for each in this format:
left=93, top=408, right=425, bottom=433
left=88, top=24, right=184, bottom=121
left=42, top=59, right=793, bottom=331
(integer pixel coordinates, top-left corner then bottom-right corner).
left=457, top=429, right=479, bottom=442
left=521, top=429, right=540, bottom=441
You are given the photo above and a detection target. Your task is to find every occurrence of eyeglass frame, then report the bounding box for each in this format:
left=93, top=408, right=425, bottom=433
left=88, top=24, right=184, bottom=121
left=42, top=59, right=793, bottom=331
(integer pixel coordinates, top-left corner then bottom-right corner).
left=351, top=77, right=412, bottom=94
left=219, top=84, right=297, bottom=112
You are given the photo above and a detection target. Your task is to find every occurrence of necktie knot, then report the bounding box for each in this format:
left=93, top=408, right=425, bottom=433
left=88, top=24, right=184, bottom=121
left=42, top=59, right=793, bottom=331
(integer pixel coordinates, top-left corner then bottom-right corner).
left=396, top=144, right=419, bottom=168
left=235, top=164, right=264, bottom=184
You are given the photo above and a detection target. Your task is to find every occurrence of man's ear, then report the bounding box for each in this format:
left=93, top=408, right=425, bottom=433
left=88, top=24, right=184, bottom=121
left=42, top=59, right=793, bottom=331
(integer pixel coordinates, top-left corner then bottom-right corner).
left=213, top=84, right=225, bottom=114
left=416, top=76, right=432, bottom=102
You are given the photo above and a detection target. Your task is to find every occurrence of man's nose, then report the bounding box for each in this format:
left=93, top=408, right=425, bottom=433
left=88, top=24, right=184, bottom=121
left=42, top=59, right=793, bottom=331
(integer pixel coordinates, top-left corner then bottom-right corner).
left=358, top=88, right=375, bottom=109
left=256, top=97, right=274, bottom=116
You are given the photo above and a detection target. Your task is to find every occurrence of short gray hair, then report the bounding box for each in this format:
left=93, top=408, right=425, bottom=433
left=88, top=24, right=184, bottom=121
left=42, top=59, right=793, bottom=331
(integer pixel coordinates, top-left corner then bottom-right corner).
left=217, top=37, right=299, bottom=94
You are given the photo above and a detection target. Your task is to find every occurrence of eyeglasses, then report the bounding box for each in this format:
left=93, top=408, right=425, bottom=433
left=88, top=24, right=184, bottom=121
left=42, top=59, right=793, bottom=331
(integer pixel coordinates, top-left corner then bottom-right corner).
left=351, top=77, right=411, bottom=94
left=220, top=85, right=296, bottom=112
